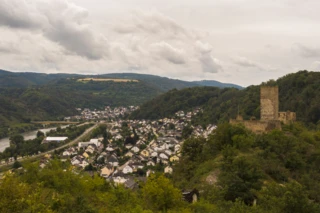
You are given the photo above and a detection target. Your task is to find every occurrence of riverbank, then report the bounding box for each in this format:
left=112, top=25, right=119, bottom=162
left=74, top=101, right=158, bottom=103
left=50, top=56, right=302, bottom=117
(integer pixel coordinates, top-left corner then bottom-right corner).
left=0, top=123, right=98, bottom=171
left=0, top=125, right=70, bottom=152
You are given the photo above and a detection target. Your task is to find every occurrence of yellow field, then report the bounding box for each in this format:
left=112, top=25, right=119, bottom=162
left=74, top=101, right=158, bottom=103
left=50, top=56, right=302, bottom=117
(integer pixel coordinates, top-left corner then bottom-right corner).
left=77, top=78, right=139, bottom=82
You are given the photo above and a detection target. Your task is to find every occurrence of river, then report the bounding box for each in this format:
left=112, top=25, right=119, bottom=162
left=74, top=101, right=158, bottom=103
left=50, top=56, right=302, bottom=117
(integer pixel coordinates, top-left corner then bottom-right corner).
left=0, top=125, right=69, bottom=152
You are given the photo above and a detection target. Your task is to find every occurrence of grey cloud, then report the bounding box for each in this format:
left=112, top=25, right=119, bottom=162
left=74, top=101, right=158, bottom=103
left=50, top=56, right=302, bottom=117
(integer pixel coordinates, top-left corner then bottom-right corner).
left=199, top=54, right=222, bottom=73
left=114, top=10, right=187, bottom=38
left=233, top=56, right=260, bottom=67
left=0, top=0, right=108, bottom=60
left=0, top=1, right=225, bottom=80
left=292, top=43, right=320, bottom=58
left=310, top=61, right=320, bottom=70
left=151, top=42, right=186, bottom=64
left=0, top=0, right=44, bottom=29
left=195, top=41, right=212, bottom=54
left=195, top=41, right=221, bottom=73
left=0, top=41, right=20, bottom=53
left=44, top=21, right=108, bottom=60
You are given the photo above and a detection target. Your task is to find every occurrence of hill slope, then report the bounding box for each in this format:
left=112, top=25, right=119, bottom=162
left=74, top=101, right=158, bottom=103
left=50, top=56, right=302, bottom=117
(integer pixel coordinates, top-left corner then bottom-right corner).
left=130, top=70, right=320, bottom=125
left=193, top=80, right=243, bottom=89
left=0, top=69, right=80, bottom=88
left=0, top=69, right=243, bottom=90
left=0, top=78, right=161, bottom=137
left=172, top=122, right=320, bottom=211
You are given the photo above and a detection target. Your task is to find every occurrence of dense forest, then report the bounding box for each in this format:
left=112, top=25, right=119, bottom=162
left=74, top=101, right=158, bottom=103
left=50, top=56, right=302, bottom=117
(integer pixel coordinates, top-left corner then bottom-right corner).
left=1, top=122, right=320, bottom=212
left=0, top=80, right=161, bottom=138
left=172, top=122, right=320, bottom=212
left=130, top=71, right=320, bottom=126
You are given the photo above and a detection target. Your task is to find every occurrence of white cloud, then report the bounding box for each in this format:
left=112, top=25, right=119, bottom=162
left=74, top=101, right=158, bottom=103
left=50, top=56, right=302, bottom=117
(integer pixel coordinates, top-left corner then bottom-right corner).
left=150, top=42, right=186, bottom=64
left=0, top=0, right=108, bottom=60
left=292, top=43, right=320, bottom=58
left=3, top=0, right=320, bottom=86
left=195, top=41, right=212, bottom=54
left=195, top=41, right=222, bottom=73
left=233, top=56, right=260, bottom=68
left=199, top=55, right=222, bottom=73
left=113, top=10, right=188, bottom=39
left=0, top=41, right=20, bottom=54
left=0, top=0, right=44, bottom=29
left=310, top=61, right=320, bottom=71
left=105, top=10, right=223, bottom=76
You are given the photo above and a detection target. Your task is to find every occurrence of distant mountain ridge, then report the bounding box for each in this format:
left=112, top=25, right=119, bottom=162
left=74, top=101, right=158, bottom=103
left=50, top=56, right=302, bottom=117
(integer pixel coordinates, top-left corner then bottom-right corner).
left=193, top=80, right=243, bottom=89
left=0, top=69, right=243, bottom=90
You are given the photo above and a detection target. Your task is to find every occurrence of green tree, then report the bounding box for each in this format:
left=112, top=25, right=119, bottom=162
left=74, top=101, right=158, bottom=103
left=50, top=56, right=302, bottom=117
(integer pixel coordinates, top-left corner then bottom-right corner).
left=258, top=181, right=320, bottom=213
left=9, top=134, right=24, bottom=148
left=36, top=130, right=45, bottom=138
left=182, top=125, right=193, bottom=139
left=142, top=174, right=184, bottom=212
left=12, top=161, right=22, bottom=169
left=218, top=156, right=263, bottom=205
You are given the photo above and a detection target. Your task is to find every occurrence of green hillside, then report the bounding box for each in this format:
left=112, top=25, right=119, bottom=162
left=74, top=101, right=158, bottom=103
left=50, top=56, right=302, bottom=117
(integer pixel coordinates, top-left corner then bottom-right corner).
left=0, top=69, right=243, bottom=138
left=193, top=80, right=243, bottom=89
left=0, top=69, right=243, bottom=90
left=101, top=73, right=198, bottom=91
left=0, top=79, right=161, bottom=138
left=1, top=123, right=320, bottom=212
left=172, top=122, right=320, bottom=212
left=0, top=69, right=79, bottom=88
left=130, top=70, right=320, bottom=126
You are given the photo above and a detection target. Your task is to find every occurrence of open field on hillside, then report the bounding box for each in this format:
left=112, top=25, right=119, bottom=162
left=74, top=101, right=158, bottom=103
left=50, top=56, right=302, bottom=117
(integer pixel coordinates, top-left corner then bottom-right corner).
left=77, top=78, right=139, bottom=82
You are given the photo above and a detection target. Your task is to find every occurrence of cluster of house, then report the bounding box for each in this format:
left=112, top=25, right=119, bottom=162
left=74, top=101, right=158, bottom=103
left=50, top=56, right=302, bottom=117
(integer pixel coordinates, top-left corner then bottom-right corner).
left=55, top=108, right=216, bottom=188
left=175, top=108, right=202, bottom=122
left=64, top=106, right=139, bottom=121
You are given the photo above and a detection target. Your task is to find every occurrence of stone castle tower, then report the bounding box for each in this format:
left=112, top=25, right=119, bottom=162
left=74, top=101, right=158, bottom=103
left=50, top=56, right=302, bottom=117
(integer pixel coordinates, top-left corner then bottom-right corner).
left=260, top=86, right=279, bottom=121
left=230, top=86, right=296, bottom=133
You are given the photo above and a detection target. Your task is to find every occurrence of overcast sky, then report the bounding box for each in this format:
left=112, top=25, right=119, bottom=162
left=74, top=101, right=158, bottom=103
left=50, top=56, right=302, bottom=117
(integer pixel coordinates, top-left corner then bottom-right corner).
left=0, top=0, right=320, bottom=86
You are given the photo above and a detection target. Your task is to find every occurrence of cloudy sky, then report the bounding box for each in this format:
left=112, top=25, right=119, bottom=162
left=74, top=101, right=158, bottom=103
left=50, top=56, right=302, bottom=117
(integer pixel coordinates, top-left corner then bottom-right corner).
left=0, top=0, right=320, bottom=86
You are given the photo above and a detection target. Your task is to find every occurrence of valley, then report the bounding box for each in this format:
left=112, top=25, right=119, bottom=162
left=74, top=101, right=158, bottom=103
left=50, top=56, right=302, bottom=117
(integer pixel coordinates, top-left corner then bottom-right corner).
left=0, top=69, right=320, bottom=212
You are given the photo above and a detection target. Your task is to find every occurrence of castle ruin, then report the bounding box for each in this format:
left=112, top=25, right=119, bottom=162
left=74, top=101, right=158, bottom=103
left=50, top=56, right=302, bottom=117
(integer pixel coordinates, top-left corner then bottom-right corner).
left=230, top=86, right=296, bottom=133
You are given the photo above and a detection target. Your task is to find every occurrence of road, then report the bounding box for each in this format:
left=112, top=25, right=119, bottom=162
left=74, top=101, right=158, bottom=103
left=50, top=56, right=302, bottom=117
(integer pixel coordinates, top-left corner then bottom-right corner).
left=0, top=123, right=99, bottom=168
left=31, top=121, right=80, bottom=125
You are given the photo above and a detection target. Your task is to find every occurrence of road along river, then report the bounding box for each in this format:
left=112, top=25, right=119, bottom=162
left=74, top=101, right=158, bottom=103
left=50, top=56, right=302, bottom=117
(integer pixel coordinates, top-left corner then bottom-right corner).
left=0, top=125, right=69, bottom=152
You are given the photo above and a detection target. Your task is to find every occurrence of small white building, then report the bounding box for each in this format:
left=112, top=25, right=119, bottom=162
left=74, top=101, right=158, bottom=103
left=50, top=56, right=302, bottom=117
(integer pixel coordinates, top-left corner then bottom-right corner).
left=113, top=176, right=128, bottom=185
left=79, top=160, right=89, bottom=168
left=122, top=165, right=133, bottom=174
left=164, top=166, right=173, bottom=174
left=131, top=146, right=140, bottom=153
left=44, top=137, right=68, bottom=143
left=159, top=153, right=169, bottom=160
left=78, top=139, right=101, bottom=149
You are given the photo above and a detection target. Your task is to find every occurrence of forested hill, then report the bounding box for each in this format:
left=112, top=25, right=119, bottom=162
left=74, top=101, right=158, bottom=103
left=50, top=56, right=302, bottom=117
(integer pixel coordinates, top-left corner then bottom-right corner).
left=0, top=79, right=161, bottom=138
left=0, top=69, right=242, bottom=138
left=130, top=70, right=320, bottom=125
left=0, top=69, right=243, bottom=90
left=0, top=69, right=80, bottom=88
left=193, top=80, right=243, bottom=89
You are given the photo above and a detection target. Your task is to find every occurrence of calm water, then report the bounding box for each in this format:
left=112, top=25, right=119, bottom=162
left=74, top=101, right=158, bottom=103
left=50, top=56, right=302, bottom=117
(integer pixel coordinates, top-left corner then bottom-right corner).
left=0, top=125, right=69, bottom=152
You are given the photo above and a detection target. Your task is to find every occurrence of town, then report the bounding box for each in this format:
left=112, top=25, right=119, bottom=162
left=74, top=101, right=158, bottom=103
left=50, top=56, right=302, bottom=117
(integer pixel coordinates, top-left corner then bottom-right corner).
left=37, top=106, right=217, bottom=189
